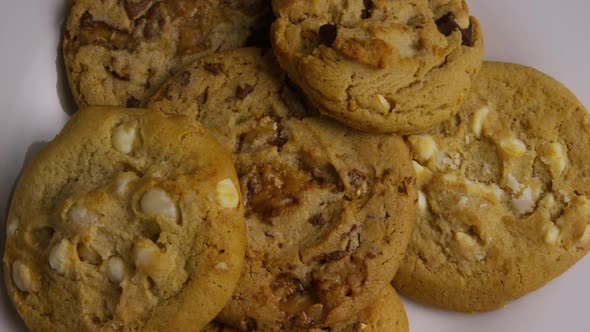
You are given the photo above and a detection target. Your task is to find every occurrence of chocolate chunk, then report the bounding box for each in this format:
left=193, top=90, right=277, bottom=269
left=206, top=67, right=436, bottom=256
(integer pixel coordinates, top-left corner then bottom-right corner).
left=435, top=12, right=474, bottom=46
left=80, top=12, right=94, bottom=28
left=196, top=88, right=208, bottom=105
left=178, top=71, right=191, bottom=86
left=236, top=84, right=254, bottom=99
left=109, top=69, right=130, bottom=81
left=245, top=163, right=300, bottom=218
left=203, top=63, right=223, bottom=75
left=398, top=182, right=408, bottom=194
left=268, top=129, right=288, bottom=149
left=124, top=0, right=153, bottom=19
left=243, top=317, right=258, bottom=331
left=78, top=12, right=133, bottom=50
left=460, top=22, right=474, bottom=47
left=143, top=3, right=165, bottom=39
left=315, top=250, right=347, bottom=263
left=318, top=24, right=337, bottom=46
left=361, top=0, right=374, bottom=19
left=308, top=214, right=325, bottom=227
left=348, top=169, right=368, bottom=196
left=126, top=96, right=141, bottom=108
left=435, top=12, right=457, bottom=36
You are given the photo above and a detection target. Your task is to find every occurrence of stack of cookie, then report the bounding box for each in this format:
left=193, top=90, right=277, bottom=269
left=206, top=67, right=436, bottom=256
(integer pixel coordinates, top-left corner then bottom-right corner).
left=3, top=0, right=589, bottom=331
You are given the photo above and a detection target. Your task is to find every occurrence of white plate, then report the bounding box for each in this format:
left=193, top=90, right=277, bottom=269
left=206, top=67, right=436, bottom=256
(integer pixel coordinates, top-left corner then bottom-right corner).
left=0, top=1, right=589, bottom=331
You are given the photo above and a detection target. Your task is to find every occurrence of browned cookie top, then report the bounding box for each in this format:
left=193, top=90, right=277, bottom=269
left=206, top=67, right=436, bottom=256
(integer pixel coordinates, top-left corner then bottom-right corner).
left=148, top=48, right=416, bottom=330
left=201, top=286, right=408, bottom=331
left=4, top=107, right=246, bottom=331
left=63, top=0, right=270, bottom=108
left=271, top=0, right=483, bottom=134
left=394, top=62, right=590, bottom=312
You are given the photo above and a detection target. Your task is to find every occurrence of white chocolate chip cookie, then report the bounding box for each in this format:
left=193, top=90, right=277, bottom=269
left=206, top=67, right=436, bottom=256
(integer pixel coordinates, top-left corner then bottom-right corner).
left=394, top=62, right=590, bottom=312
left=3, top=107, right=246, bottom=331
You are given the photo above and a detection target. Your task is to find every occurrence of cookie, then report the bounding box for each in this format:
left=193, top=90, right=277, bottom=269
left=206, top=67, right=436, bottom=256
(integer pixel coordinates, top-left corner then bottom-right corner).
left=148, top=48, right=416, bottom=330
left=393, top=62, right=590, bottom=312
left=3, top=107, right=246, bottom=331
left=63, top=0, right=270, bottom=108
left=201, top=286, right=408, bottom=331
left=270, top=0, right=484, bottom=134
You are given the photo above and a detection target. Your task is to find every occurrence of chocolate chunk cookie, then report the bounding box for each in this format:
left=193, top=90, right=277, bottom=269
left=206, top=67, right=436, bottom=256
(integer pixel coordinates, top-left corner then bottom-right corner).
left=393, top=62, right=590, bottom=312
left=148, top=48, right=416, bottom=330
left=271, top=0, right=483, bottom=134
left=63, top=0, right=270, bottom=108
left=201, top=286, right=408, bottom=331
left=3, top=107, right=246, bottom=331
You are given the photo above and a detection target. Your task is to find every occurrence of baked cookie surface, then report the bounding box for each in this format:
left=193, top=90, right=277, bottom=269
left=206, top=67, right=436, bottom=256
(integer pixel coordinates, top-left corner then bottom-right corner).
left=393, top=62, right=590, bottom=312
left=201, top=286, right=408, bottom=332
left=63, top=0, right=270, bottom=108
left=3, top=107, right=246, bottom=331
left=271, top=0, right=483, bottom=134
left=148, top=48, right=416, bottom=330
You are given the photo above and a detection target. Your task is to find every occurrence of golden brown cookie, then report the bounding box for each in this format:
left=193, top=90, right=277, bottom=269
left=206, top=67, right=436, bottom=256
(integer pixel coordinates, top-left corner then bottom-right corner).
left=3, top=107, right=246, bottom=331
left=63, top=0, right=270, bottom=108
left=148, top=48, right=416, bottom=330
left=393, top=62, right=590, bottom=312
left=271, top=0, right=483, bottom=134
left=201, top=286, right=408, bottom=331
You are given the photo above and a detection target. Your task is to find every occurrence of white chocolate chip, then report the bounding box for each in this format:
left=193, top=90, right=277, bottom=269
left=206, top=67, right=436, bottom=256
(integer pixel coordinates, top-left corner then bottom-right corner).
left=408, top=135, right=438, bottom=163
left=458, top=197, right=469, bottom=209
left=375, top=94, right=391, bottom=114
left=584, top=114, right=590, bottom=126
left=472, top=107, right=489, bottom=138
left=544, top=224, right=561, bottom=245
left=498, top=137, right=527, bottom=157
left=133, top=239, right=160, bottom=274
left=12, top=260, right=34, bottom=292
left=69, top=205, right=98, bottom=225
left=49, top=239, right=74, bottom=275
left=540, top=193, right=557, bottom=210
left=358, top=322, right=369, bottom=330
left=140, top=188, right=178, bottom=220
left=418, top=191, right=427, bottom=212
left=107, top=256, right=126, bottom=283
left=579, top=225, right=590, bottom=245
left=412, top=160, right=426, bottom=176
left=465, top=136, right=471, bottom=145
left=112, top=122, right=137, bottom=154
left=505, top=173, right=523, bottom=193
left=114, top=172, right=138, bottom=196
left=434, top=152, right=461, bottom=170
left=454, top=232, right=485, bottom=261
left=559, top=190, right=571, bottom=204
left=215, top=262, right=229, bottom=271
left=540, top=142, right=567, bottom=178
left=455, top=232, right=477, bottom=247
left=465, top=180, right=505, bottom=201
left=412, top=160, right=432, bottom=186
left=512, top=187, right=536, bottom=216
left=215, top=179, right=240, bottom=209
left=454, top=153, right=462, bottom=167
left=7, top=218, right=19, bottom=237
